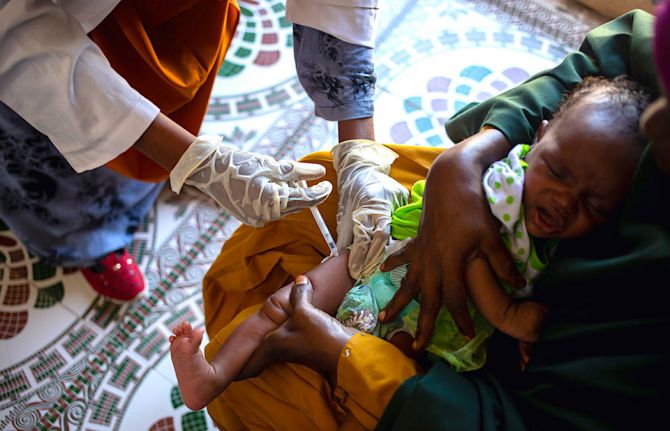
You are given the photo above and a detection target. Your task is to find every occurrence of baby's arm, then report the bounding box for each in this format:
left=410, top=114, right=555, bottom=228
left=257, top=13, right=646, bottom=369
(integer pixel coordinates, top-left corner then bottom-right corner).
left=307, top=252, right=358, bottom=313
left=465, top=258, right=546, bottom=342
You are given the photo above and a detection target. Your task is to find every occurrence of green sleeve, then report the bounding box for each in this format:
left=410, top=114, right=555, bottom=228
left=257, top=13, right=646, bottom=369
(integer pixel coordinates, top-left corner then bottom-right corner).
left=445, top=9, right=657, bottom=145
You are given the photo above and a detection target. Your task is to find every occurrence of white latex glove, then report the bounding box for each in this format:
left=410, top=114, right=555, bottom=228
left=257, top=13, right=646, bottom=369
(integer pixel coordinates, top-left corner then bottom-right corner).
left=170, top=135, right=332, bottom=227
left=332, top=140, right=409, bottom=279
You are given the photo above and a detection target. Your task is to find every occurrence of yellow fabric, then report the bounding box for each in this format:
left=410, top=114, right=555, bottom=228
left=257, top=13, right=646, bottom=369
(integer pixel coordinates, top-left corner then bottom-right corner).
left=89, top=0, right=240, bottom=182
left=203, top=144, right=443, bottom=429
left=337, top=333, right=421, bottom=429
left=206, top=324, right=420, bottom=430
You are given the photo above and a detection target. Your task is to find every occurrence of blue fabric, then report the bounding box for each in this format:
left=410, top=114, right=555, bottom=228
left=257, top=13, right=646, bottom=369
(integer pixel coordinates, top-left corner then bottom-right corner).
left=293, top=24, right=376, bottom=121
left=0, top=102, right=163, bottom=267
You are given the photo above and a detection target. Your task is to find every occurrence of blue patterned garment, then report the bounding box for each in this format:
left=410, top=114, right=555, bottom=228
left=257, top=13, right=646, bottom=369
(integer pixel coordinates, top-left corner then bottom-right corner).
left=293, top=24, right=376, bottom=121
left=0, top=102, right=163, bottom=267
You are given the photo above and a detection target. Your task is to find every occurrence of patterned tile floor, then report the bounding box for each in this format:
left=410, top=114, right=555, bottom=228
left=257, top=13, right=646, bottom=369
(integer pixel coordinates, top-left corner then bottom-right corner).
left=0, top=1, right=604, bottom=430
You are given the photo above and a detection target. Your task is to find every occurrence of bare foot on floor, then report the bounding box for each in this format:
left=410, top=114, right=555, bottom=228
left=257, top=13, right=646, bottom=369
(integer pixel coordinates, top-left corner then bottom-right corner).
left=169, top=321, right=229, bottom=410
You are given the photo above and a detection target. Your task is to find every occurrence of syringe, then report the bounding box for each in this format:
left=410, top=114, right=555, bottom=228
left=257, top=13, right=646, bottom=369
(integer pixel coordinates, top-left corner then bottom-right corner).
left=300, top=180, right=339, bottom=257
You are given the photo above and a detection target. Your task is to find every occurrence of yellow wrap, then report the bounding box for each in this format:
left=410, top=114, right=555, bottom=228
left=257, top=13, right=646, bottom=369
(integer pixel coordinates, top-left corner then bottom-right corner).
left=203, top=144, right=443, bottom=429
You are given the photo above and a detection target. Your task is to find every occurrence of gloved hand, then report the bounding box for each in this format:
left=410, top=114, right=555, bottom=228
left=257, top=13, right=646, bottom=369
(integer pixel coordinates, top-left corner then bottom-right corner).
left=170, top=135, right=332, bottom=227
left=332, top=140, right=409, bottom=279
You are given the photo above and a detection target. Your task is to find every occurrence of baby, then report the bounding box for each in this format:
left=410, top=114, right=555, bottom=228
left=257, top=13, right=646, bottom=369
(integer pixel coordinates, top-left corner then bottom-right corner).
left=169, top=76, right=649, bottom=410
left=340, top=75, right=651, bottom=371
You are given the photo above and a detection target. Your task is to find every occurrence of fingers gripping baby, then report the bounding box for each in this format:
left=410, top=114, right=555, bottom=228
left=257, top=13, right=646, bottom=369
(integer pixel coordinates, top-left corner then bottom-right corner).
left=169, top=252, right=355, bottom=411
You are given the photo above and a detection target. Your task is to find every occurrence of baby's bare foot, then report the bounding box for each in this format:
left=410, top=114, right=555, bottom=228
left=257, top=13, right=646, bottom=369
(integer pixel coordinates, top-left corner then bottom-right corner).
left=169, top=321, right=229, bottom=410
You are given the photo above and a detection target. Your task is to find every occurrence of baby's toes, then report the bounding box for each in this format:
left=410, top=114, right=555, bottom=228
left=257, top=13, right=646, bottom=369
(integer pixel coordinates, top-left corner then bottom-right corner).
left=178, top=321, right=193, bottom=335
left=173, top=321, right=190, bottom=336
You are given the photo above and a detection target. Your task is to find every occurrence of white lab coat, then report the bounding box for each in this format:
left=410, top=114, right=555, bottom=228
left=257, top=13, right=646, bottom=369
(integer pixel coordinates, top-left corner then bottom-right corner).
left=0, top=0, right=159, bottom=173
left=286, top=0, right=379, bottom=48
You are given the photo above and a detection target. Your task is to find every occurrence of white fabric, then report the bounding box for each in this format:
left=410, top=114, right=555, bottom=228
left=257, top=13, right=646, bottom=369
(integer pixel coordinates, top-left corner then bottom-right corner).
left=286, top=0, right=379, bottom=48
left=0, top=0, right=159, bottom=173
left=55, top=0, right=119, bottom=32
left=172, top=135, right=333, bottom=227
left=482, top=144, right=537, bottom=298
left=332, top=139, right=408, bottom=279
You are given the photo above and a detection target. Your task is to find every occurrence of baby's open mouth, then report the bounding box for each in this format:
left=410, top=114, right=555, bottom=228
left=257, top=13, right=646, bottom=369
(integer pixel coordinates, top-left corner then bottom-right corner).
left=534, top=206, right=564, bottom=235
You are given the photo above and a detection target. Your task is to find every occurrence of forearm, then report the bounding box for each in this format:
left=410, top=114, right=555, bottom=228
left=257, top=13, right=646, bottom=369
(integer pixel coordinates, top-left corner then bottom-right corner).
left=465, top=258, right=514, bottom=328
left=427, top=128, right=511, bottom=198
left=443, top=127, right=512, bottom=168
left=338, top=117, right=375, bottom=142
left=132, top=113, right=195, bottom=171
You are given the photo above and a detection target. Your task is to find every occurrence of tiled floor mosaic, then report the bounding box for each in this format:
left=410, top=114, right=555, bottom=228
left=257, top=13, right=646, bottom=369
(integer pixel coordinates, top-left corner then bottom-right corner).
left=0, top=0, right=604, bottom=430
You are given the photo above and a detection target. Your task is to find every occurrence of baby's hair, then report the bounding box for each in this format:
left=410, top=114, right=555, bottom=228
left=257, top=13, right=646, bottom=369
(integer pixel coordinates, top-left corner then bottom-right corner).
left=552, top=75, right=650, bottom=145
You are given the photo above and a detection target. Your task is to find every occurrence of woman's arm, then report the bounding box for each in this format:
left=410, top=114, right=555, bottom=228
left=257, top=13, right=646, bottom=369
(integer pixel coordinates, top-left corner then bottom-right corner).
left=241, top=278, right=421, bottom=429
left=0, top=1, right=333, bottom=226
left=381, top=128, right=523, bottom=343
left=378, top=10, right=660, bottom=431
left=382, top=9, right=658, bottom=348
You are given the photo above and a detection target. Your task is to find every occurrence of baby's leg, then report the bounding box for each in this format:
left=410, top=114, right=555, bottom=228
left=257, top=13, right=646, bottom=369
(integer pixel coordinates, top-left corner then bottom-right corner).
left=465, top=258, right=547, bottom=342
left=169, top=286, right=292, bottom=411
left=170, top=252, right=355, bottom=410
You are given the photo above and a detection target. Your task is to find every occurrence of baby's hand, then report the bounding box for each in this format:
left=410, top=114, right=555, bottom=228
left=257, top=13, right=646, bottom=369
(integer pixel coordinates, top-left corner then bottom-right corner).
left=518, top=341, right=533, bottom=371
left=499, top=301, right=547, bottom=343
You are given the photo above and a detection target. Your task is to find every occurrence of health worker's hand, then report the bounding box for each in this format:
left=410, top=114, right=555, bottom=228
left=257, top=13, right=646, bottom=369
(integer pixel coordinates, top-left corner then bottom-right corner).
left=380, top=128, right=525, bottom=347
left=332, top=140, right=409, bottom=279
left=170, top=135, right=332, bottom=227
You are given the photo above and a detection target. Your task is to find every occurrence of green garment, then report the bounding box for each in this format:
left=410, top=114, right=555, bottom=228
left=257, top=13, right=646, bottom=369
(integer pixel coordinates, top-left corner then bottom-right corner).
left=378, top=10, right=670, bottom=431
left=390, top=180, right=424, bottom=240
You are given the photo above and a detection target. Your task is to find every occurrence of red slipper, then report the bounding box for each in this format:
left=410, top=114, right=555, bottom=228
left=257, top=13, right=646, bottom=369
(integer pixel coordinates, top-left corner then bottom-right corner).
left=81, top=249, right=145, bottom=301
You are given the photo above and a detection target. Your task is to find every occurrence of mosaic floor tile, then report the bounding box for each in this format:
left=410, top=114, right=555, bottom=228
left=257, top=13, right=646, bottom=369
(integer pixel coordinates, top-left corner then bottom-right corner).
left=0, top=0, right=604, bottom=430
left=54, top=271, right=99, bottom=318
left=116, top=369, right=219, bottom=431
left=4, top=304, right=80, bottom=366
left=374, top=94, right=439, bottom=148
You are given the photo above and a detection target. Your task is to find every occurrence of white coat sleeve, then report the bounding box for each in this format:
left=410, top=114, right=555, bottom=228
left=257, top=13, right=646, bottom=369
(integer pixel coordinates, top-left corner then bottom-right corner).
left=0, top=0, right=160, bottom=173
left=286, top=0, right=379, bottom=48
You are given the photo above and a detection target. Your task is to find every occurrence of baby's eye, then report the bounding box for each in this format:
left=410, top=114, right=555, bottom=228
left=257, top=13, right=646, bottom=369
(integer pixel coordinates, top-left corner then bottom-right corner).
left=546, top=162, right=566, bottom=180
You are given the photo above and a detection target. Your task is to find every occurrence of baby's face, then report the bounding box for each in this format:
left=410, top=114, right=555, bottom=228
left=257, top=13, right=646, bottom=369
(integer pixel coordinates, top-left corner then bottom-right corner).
left=523, top=95, right=643, bottom=239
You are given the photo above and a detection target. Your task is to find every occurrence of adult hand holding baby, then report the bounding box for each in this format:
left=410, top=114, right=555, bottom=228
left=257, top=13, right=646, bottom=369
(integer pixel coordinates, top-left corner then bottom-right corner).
left=380, top=128, right=526, bottom=346
left=239, top=276, right=356, bottom=386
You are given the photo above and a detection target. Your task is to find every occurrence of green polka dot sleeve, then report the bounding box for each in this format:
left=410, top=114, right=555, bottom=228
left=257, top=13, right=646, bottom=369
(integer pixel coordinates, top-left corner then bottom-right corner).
left=482, top=144, right=544, bottom=295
